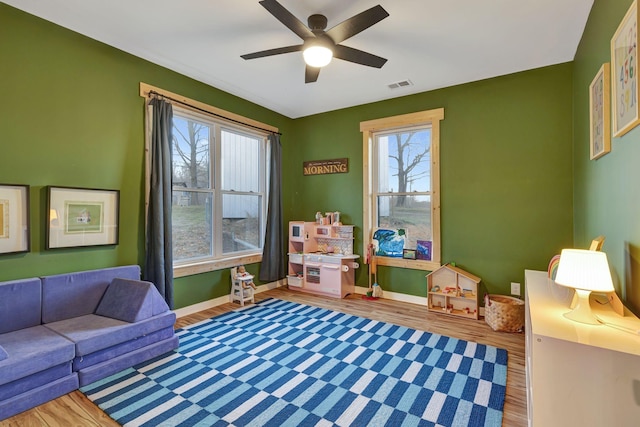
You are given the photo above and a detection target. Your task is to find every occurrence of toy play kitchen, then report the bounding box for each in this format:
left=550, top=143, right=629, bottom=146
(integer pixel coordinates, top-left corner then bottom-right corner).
left=287, top=217, right=359, bottom=298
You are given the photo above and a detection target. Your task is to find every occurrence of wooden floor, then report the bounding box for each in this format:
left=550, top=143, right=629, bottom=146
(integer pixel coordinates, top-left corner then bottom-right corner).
left=1, top=287, right=527, bottom=427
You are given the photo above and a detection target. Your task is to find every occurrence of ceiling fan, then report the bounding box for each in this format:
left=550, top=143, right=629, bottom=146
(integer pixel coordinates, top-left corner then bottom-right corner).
left=241, top=0, right=390, bottom=83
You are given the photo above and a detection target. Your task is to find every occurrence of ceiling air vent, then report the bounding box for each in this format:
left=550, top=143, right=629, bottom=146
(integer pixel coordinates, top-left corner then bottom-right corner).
left=388, top=79, right=413, bottom=89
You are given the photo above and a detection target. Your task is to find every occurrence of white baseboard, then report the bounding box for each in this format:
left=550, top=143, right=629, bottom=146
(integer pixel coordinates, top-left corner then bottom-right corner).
left=174, top=281, right=484, bottom=318
left=173, top=279, right=286, bottom=318
left=353, top=286, right=427, bottom=306
left=355, top=287, right=486, bottom=316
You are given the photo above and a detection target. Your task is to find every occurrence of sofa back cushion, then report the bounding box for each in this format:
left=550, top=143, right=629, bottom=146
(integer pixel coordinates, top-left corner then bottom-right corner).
left=41, top=265, right=141, bottom=323
left=95, top=278, right=170, bottom=323
left=0, top=278, right=42, bottom=334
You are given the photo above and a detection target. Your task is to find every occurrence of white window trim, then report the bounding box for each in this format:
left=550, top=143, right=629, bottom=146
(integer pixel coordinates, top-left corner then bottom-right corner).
left=140, top=83, right=277, bottom=277
left=360, top=108, right=444, bottom=271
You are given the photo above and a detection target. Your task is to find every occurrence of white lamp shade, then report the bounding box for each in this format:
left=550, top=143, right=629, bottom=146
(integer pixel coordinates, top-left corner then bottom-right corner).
left=555, top=249, right=614, bottom=292
left=303, top=46, right=333, bottom=67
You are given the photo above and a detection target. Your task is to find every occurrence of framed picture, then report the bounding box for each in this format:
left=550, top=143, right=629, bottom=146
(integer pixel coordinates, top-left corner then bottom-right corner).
left=47, top=186, right=119, bottom=249
left=0, top=184, right=30, bottom=255
left=611, top=0, right=640, bottom=137
left=589, top=63, right=611, bottom=159
left=402, top=249, right=416, bottom=260
left=416, top=240, right=432, bottom=261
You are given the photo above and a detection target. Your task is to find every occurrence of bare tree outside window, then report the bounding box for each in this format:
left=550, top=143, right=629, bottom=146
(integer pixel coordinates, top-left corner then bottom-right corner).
left=171, top=116, right=212, bottom=260
left=376, top=128, right=432, bottom=249
left=172, top=118, right=210, bottom=200
left=389, top=131, right=431, bottom=207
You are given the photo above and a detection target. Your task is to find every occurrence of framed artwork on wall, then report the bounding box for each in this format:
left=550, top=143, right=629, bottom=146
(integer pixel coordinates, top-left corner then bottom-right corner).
left=372, top=228, right=405, bottom=257
left=0, top=184, right=30, bottom=255
left=416, top=240, right=432, bottom=261
left=589, top=63, right=611, bottom=160
left=47, top=186, right=119, bottom=249
left=402, top=249, right=416, bottom=260
left=611, top=0, right=640, bottom=137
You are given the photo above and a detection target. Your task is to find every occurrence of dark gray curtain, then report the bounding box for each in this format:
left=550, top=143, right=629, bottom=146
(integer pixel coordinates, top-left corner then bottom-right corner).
left=143, top=97, right=174, bottom=308
left=259, top=133, right=286, bottom=281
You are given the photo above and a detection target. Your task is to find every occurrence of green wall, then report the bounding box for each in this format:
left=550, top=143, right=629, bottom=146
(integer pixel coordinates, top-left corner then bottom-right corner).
left=0, top=4, right=292, bottom=308
left=289, top=65, right=574, bottom=296
left=573, top=0, right=640, bottom=302
left=1, top=3, right=576, bottom=308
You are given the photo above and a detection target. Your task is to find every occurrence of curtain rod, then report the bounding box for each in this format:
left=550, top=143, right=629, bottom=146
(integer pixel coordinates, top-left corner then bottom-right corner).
left=148, top=90, right=282, bottom=136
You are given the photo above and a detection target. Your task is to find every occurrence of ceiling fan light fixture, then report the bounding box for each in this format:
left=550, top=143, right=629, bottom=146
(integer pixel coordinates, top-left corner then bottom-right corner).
left=303, top=45, right=333, bottom=68
left=241, top=1, right=389, bottom=82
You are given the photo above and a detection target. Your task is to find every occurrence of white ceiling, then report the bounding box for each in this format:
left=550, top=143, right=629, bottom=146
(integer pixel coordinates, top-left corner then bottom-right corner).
left=4, top=0, right=594, bottom=119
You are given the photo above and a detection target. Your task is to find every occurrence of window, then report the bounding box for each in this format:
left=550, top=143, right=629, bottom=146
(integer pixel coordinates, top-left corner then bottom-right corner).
left=361, top=108, right=444, bottom=270
left=171, top=106, right=268, bottom=272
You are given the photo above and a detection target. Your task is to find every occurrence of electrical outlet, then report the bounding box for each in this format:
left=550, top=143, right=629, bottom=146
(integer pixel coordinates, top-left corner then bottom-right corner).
left=511, top=282, right=521, bottom=296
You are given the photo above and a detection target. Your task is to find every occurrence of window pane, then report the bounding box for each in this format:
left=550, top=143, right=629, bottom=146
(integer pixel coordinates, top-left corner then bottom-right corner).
left=377, top=194, right=431, bottom=249
left=172, top=116, right=211, bottom=189
left=376, top=129, right=431, bottom=193
left=172, top=190, right=212, bottom=261
left=222, top=194, right=261, bottom=254
left=221, top=130, right=261, bottom=192
left=167, top=105, right=267, bottom=267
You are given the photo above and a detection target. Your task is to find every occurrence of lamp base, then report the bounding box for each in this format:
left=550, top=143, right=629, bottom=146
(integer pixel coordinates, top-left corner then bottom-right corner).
left=563, top=289, right=602, bottom=325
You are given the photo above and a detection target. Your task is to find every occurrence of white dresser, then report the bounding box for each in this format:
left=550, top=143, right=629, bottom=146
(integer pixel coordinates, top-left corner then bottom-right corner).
left=525, top=270, right=640, bottom=427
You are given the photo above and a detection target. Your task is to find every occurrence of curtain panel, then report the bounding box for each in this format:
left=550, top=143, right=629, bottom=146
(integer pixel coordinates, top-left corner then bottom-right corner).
left=259, top=133, right=286, bottom=282
left=144, top=97, right=174, bottom=308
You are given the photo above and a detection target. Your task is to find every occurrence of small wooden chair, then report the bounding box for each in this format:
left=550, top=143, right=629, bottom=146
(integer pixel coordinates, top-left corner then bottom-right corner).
left=230, top=267, right=255, bottom=306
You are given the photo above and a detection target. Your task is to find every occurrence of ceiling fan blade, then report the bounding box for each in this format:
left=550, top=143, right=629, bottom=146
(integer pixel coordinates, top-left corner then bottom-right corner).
left=241, top=44, right=303, bottom=60
left=305, top=65, right=321, bottom=83
left=325, top=5, right=389, bottom=44
left=333, top=44, right=387, bottom=68
left=259, top=0, right=314, bottom=40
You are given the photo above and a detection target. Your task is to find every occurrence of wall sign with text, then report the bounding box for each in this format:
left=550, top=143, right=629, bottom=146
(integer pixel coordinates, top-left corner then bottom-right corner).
left=303, top=158, right=349, bottom=176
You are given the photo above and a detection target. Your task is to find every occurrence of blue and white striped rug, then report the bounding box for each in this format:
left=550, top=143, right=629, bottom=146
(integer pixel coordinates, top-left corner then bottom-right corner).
left=81, top=298, right=508, bottom=426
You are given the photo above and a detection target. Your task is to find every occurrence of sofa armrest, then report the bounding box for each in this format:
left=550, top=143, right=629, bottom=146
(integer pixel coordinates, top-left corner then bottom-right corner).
left=95, top=278, right=169, bottom=323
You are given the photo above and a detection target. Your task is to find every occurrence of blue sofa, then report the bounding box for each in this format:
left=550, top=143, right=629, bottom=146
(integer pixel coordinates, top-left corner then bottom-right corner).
left=0, top=265, right=179, bottom=420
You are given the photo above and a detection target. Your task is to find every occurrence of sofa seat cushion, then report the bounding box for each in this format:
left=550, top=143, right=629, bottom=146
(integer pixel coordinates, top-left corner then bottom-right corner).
left=0, top=325, right=75, bottom=387
left=73, top=326, right=176, bottom=371
left=44, top=312, right=176, bottom=357
left=0, top=374, right=78, bottom=421
left=77, top=335, right=179, bottom=387
left=0, top=362, right=71, bottom=401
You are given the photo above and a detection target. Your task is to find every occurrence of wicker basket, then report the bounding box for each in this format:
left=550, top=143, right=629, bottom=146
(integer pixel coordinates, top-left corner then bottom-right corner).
left=484, top=294, right=524, bottom=332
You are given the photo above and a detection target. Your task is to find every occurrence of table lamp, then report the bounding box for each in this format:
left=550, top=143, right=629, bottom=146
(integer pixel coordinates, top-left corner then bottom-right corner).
left=555, top=248, right=615, bottom=325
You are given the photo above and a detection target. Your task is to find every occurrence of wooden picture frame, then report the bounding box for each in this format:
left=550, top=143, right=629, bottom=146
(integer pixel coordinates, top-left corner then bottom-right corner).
left=402, top=248, right=416, bottom=260
left=589, top=63, right=611, bottom=159
left=611, top=0, right=640, bottom=137
left=0, top=184, right=30, bottom=255
left=47, top=186, right=119, bottom=249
